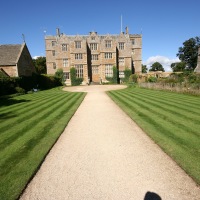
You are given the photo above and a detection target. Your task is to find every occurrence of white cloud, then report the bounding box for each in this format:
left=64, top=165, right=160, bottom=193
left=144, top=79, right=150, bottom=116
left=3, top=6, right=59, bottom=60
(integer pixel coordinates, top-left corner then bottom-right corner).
left=33, top=56, right=40, bottom=59
left=143, top=55, right=180, bottom=72
left=32, top=55, right=45, bottom=59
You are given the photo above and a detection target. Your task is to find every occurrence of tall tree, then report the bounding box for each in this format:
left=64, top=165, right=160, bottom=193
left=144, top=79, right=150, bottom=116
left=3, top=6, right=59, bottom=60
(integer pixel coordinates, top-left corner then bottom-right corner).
left=33, top=56, right=46, bottom=74
left=171, top=62, right=186, bottom=72
left=142, top=64, right=148, bottom=73
left=149, top=62, right=165, bottom=72
left=176, top=37, right=200, bottom=71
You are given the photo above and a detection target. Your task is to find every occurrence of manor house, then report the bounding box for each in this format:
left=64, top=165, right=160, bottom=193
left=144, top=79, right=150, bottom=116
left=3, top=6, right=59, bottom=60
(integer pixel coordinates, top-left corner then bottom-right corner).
left=45, top=28, right=142, bottom=84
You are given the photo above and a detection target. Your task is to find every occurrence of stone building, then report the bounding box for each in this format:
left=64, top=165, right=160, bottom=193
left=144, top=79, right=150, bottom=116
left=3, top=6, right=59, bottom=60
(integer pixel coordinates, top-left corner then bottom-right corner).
left=0, top=43, right=35, bottom=77
left=45, top=28, right=142, bottom=84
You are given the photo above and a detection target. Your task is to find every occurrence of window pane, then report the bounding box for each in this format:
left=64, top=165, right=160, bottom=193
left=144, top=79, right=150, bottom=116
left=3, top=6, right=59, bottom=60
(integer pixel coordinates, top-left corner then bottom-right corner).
left=75, top=41, right=81, bottom=48
left=105, top=40, right=112, bottom=48
left=75, top=65, right=83, bottom=78
left=63, top=59, right=69, bottom=67
left=63, top=72, right=70, bottom=80
left=52, top=41, right=56, bottom=46
left=62, top=44, right=67, bottom=51
left=105, top=64, right=113, bottom=77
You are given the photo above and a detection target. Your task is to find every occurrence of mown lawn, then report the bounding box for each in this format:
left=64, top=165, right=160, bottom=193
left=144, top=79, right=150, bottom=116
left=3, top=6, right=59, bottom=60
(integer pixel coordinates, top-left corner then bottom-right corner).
left=0, top=87, right=86, bottom=200
left=107, top=87, right=200, bottom=185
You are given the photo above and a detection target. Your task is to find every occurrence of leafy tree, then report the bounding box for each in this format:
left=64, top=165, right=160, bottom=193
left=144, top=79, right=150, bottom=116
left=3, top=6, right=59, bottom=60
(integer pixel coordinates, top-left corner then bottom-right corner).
left=142, top=64, right=148, bottom=73
left=33, top=56, right=46, bottom=74
left=176, top=37, right=200, bottom=71
left=149, top=62, right=165, bottom=72
left=171, top=62, right=186, bottom=72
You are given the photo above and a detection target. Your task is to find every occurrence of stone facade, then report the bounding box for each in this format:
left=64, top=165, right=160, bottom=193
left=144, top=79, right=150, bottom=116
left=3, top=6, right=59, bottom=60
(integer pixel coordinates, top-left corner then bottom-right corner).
left=45, top=29, right=142, bottom=84
left=194, top=47, right=200, bottom=73
left=0, top=43, right=35, bottom=77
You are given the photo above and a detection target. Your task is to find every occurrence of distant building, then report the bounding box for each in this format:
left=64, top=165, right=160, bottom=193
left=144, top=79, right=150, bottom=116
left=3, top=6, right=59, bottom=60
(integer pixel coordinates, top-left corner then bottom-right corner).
left=0, top=43, right=35, bottom=77
left=45, top=28, right=142, bottom=84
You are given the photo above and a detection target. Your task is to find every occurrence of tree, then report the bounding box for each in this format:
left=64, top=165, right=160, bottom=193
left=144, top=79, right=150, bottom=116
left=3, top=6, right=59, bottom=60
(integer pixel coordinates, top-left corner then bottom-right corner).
left=176, top=37, right=200, bottom=71
left=149, top=62, right=165, bottom=72
left=33, top=56, right=46, bottom=74
left=142, top=64, right=148, bottom=73
left=171, top=62, right=186, bottom=72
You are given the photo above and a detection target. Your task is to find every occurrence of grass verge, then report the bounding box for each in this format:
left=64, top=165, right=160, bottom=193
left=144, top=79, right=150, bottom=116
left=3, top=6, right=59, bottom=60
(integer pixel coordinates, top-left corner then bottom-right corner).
left=0, top=87, right=86, bottom=200
left=107, top=86, right=200, bottom=185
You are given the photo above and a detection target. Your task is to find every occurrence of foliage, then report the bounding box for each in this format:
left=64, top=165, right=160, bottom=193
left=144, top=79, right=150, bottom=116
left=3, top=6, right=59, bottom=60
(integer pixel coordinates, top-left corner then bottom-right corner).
left=55, top=68, right=64, bottom=84
left=108, top=87, right=200, bottom=185
left=106, top=66, right=118, bottom=84
left=148, top=76, right=157, bottom=82
left=149, top=62, right=165, bottom=72
left=15, top=87, right=25, bottom=94
left=32, top=56, right=46, bottom=74
left=0, top=88, right=86, bottom=199
left=140, top=72, right=200, bottom=95
left=113, top=66, right=118, bottom=84
left=123, top=68, right=132, bottom=82
left=129, top=74, right=138, bottom=83
left=171, top=62, right=186, bottom=72
left=0, top=73, right=62, bottom=96
left=176, top=37, right=200, bottom=71
left=142, top=64, right=148, bottom=73
left=0, top=77, right=19, bottom=96
left=70, top=67, right=83, bottom=86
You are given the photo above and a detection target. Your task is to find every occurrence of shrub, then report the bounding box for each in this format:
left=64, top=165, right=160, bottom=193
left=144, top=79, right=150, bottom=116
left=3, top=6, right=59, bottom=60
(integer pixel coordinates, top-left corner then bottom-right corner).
left=55, top=68, right=64, bottom=84
left=70, top=67, right=83, bottom=86
left=15, top=87, right=25, bottom=94
left=113, top=66, right=118, bottom=84
left=123, top=68, right=132, bottom=83
left=148, top=76, right=157, bottom=83
left=129, top=74, right=138, bottom=83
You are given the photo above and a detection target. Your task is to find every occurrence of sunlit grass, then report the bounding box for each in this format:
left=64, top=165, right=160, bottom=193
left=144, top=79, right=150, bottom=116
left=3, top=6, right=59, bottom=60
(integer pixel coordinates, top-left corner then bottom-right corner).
left=107, top=87, right=200, bottom=185
left=0, top=87, right=86, bottom=200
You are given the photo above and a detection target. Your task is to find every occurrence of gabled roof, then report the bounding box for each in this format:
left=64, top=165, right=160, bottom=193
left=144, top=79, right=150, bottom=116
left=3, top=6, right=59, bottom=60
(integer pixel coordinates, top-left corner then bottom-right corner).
left=0, top=43, right=24, bottom=66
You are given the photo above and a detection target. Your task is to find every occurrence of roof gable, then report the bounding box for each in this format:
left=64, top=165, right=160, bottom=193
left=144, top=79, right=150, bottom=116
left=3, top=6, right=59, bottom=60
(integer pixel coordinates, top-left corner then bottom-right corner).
left=0, top=44, right=24, bottom=66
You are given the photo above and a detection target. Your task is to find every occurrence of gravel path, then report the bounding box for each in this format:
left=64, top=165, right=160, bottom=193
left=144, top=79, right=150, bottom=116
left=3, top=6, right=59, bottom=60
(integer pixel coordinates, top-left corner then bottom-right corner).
left=20, top=85, right=200, bottom=200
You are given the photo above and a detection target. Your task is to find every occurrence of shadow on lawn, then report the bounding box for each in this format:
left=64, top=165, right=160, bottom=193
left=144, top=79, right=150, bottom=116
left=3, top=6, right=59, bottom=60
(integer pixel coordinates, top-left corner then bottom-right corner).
left=0, top=112, right=17, bottom=120
left=0, top=98, right=31, bottom=107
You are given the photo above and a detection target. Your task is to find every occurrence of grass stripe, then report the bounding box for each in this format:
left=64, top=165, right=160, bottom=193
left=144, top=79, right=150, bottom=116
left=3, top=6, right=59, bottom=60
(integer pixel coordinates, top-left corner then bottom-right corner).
left=0, top=87, right=86, bottom=200
left=120, top=90, right=200, bottom=128
left=107, top=87, right=200, bottom=185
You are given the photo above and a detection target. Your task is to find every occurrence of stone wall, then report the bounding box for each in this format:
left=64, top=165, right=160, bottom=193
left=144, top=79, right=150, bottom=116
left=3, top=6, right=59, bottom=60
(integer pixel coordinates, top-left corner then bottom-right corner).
left=0, top=65, right=18, bottom=77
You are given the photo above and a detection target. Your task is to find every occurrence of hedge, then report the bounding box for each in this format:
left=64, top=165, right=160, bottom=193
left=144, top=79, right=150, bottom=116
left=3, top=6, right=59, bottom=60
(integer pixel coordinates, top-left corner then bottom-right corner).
left=0, top=73, right=62, bottom=96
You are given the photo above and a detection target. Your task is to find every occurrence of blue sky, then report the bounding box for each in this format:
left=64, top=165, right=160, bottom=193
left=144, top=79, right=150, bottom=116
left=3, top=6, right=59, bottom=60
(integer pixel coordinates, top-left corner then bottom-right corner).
left=0, top=0, right=199, bottom=71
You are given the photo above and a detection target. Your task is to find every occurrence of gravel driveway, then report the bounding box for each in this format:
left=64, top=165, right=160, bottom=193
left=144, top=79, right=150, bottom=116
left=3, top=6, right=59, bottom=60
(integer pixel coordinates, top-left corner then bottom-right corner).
left=20, top=85, right=200, bottom=200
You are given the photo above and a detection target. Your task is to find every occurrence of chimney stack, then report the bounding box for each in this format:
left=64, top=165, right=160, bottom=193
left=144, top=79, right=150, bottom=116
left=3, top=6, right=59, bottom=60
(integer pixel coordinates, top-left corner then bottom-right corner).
left=56, top=28, right=60, bottom=37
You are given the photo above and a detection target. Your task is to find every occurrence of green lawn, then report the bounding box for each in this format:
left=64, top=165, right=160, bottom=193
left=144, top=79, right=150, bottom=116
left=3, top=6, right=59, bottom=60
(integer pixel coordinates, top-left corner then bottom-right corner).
left=107, top=87, right=200, bottom=185
left=0, top=87, right=86, bottom=200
